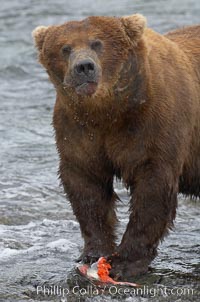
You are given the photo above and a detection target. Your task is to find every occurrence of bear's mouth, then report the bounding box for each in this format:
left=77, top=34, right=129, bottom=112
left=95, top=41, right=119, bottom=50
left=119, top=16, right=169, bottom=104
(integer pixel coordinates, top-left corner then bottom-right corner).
left=75, top=81, right=98, bottom=96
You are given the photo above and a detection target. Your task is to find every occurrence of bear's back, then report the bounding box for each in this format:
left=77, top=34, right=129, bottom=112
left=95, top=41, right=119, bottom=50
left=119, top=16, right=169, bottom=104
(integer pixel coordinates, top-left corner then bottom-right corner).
left=165, top=25, right=200, bottom=74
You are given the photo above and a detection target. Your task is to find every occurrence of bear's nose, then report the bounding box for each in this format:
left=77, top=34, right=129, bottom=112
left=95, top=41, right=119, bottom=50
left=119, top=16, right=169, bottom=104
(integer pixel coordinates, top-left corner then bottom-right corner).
left=74, top=59, right=95, bottom=77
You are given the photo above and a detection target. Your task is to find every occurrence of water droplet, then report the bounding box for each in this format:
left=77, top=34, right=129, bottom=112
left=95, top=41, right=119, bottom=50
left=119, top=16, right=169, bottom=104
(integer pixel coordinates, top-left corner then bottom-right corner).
left=88, top=132, right=94, bottom=141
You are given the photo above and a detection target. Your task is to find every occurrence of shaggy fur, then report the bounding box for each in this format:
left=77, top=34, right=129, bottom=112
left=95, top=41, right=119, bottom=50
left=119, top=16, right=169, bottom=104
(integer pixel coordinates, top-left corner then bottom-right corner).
left=33, top=14, right=200, bottom=279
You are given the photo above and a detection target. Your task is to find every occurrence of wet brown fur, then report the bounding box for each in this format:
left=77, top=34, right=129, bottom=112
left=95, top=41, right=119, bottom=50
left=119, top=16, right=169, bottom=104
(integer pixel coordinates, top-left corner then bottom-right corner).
left=33, top=15, right=200, bottom=279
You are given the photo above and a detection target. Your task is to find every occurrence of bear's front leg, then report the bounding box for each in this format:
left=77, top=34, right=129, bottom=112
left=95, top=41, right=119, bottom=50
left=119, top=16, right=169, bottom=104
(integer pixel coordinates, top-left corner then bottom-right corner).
left=61, top=168, right=117, bottom=264
left=109, top=165, right=178, bottom=279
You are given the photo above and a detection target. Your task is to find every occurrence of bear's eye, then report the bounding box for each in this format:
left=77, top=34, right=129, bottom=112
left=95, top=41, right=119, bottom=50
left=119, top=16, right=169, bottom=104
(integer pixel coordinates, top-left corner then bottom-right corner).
left=90, top=40, right=103, bottom=52
left=61, top=45, right=72, bottom=56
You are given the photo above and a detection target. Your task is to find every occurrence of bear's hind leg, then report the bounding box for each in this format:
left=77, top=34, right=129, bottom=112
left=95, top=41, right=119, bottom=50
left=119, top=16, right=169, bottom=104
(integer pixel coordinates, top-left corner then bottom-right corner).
left=179, top=161, right=200, bottom=199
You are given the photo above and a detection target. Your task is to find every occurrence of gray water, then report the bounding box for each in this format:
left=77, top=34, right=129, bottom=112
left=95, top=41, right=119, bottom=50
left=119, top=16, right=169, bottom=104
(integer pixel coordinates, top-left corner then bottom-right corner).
left=0, top=0, right=200, bottom=301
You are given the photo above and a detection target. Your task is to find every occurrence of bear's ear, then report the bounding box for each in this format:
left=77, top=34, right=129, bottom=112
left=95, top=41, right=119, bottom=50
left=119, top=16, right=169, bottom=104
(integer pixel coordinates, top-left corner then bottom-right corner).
left=121, top=14, right=146, bottom=44
left=32, top=26, right=49, bottom=51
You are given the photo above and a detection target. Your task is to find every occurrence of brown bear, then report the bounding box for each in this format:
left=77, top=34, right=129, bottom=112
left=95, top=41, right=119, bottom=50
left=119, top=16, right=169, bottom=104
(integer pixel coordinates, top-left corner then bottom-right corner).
left=32, top=14, right=200, bottom=279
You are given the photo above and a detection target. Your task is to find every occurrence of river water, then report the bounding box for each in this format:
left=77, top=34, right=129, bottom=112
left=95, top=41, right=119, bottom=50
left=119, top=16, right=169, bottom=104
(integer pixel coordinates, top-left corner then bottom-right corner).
left=0, top=0, right=200, bottom=301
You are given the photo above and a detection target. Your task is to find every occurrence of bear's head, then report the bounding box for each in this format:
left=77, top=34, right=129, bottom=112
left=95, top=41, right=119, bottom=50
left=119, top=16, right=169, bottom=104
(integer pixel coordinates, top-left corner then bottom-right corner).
left=32, top=14, right=146, bottom=103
